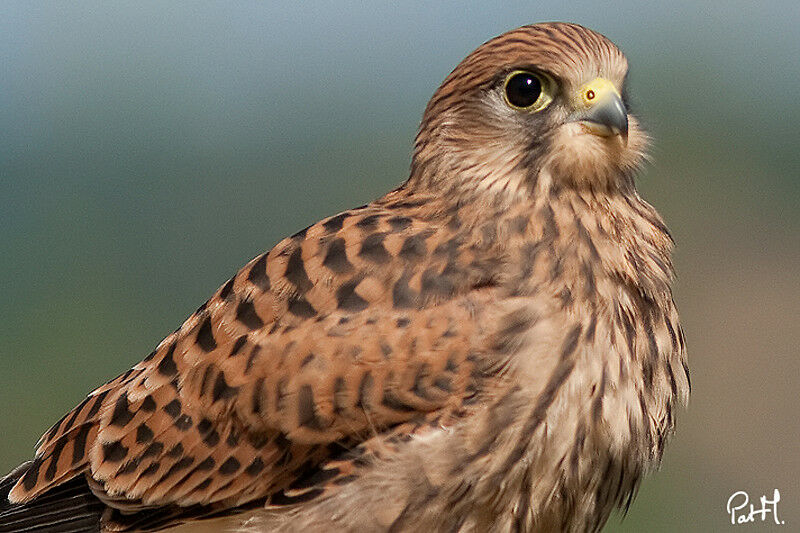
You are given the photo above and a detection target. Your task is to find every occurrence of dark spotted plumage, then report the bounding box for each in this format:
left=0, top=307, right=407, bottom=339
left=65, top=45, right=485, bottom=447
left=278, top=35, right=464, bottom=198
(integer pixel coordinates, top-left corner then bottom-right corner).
left=1, top=22, right=688, bottom=533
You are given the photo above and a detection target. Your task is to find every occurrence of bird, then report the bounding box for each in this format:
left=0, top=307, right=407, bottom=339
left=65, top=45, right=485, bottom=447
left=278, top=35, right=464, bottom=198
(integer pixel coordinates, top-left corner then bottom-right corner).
left=0, top=22, right=689, bottom=533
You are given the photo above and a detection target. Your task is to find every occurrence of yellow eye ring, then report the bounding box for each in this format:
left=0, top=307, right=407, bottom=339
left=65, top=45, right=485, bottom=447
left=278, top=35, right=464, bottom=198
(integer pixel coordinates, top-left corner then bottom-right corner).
left=503, top=70, right=553, bottom=112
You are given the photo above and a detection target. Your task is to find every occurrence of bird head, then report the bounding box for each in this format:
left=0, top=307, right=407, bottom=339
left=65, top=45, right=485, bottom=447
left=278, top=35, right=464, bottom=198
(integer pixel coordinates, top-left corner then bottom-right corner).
left=410, top=22, right=648, bottom=199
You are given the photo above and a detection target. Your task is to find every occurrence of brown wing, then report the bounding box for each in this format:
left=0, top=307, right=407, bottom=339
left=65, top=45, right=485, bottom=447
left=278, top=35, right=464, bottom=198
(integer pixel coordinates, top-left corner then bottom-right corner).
left=7, top=192, right=504, bottom=524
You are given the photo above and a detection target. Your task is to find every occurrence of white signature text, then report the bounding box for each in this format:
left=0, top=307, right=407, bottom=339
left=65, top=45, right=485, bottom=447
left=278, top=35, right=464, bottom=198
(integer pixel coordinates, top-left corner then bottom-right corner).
left=727, top=489, right=784, bottom=525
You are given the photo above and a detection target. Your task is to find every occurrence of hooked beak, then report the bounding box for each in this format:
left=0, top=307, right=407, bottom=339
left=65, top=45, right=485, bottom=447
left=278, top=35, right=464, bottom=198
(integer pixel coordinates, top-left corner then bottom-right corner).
left=572, top=78, right=628, bottom=143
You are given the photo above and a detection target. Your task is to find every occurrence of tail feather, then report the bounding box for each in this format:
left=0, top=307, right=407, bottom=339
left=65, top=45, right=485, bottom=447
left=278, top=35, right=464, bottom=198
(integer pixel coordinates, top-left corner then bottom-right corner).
left=2, top=462, right=257, bottom=532
left=1, top=464, right=101, bottom=533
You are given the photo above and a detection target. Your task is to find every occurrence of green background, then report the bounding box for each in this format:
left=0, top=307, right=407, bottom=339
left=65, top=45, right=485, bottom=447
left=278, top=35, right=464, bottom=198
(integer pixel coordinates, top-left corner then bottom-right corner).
left=1, top=2, right=798, bottom=531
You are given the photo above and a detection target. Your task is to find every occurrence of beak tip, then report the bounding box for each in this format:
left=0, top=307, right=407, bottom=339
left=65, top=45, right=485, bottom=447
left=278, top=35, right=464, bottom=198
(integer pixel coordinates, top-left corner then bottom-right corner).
left=573, top=92, right=628, bottom=141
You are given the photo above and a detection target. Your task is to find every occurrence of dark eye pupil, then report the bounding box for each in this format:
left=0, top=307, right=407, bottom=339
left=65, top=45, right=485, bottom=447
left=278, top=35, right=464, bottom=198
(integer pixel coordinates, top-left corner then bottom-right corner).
left=506, top=73, right=542, bottom=108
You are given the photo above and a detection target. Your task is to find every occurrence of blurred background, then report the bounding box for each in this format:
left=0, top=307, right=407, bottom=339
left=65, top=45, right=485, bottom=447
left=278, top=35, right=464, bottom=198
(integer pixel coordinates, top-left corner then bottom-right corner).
left=1, top=2, right=798, bottom=531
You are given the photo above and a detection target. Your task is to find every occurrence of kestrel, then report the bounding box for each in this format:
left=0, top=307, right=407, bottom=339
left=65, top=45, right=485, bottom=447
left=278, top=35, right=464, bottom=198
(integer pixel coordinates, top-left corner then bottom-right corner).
left=1, top=22, right=689, bottom=533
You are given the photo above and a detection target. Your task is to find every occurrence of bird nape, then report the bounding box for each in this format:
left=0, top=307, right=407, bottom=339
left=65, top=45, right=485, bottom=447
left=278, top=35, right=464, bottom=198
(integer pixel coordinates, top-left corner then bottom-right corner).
left=1, top=22, right=688, bottom=533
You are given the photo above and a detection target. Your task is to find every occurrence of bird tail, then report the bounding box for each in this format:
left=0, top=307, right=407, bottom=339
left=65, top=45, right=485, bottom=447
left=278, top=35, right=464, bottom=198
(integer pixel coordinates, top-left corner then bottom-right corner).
left=0, top=462, right=102, bottom=533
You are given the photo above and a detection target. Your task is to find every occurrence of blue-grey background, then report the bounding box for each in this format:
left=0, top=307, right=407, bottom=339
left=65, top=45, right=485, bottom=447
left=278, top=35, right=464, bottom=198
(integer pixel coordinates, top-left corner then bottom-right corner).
left=1, top=2, right=798, bottom=531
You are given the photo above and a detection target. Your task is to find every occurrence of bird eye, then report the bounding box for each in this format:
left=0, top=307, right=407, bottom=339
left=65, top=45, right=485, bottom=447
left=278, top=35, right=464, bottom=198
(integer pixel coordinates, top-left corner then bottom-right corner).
left=503, top=70, right=552, bottom=112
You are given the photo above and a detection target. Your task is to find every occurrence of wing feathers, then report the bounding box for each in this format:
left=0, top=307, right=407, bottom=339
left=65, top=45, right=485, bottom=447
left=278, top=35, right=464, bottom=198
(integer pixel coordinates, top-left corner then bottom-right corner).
left=5, top=198, right=507, bottom=531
